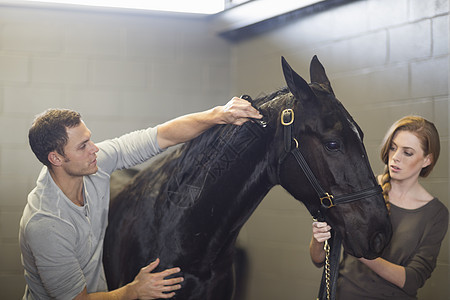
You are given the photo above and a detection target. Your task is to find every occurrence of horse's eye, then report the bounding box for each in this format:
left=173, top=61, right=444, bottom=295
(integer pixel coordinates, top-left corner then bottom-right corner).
left=325, top=141, right=340, bottom=151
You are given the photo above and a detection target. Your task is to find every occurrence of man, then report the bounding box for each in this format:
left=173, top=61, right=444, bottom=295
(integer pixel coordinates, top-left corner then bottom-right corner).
left=19, top=97, right=262, bottom=299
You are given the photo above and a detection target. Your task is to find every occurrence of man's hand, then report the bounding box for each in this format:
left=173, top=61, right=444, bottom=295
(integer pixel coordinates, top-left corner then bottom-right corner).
left=216, top=97, right=262, bottom=125
left=128, top=258, right=183, bottom=299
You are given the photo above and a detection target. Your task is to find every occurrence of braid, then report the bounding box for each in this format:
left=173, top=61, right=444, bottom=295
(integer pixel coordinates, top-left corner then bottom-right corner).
left=380, top=165, right=391, bottom=212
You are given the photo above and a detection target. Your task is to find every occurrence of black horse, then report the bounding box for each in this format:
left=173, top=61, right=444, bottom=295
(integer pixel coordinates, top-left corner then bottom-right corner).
left=104, top=56, right=392, bottom=299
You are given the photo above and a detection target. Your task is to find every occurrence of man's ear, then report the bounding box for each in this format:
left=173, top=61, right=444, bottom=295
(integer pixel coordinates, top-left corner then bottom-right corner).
left=48, top=151, right=63, bottom=167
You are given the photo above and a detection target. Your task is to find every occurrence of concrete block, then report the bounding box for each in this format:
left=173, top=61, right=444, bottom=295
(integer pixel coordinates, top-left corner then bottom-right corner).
left=390, top=20, right=431, bottom=62
left=325, top=31, right=387, bottom=73
left=0, top=273, right=25, bottom=299
left=433, top=97, right=449, bottom=137
left=4, top=87, right=64, bottom=114
left=393, top=99, right=434, bottom=120
left=0, top=175, right=29, bottom=207
left=327, top=0, right=370, bottom=38
left=411, top=57, right=448, bottom=98
left=179, top=26, right=231, bottom=62
left=1, top=22, right=63, bottom=53
left=368, top=0, right=408, bottom=30
left=410, top=0, right=449, bottom=21
left=0, top=146, right=40, bottom=177
left=65, top=23, right=121, bottom=57
left=426, top=141, right=448, bottom=178
left=150, top=61, right=206, bottom=92
left=333, top=65, right=409, bottom=107
left=64, top=89, right=122, bottom=118
left=90, top=60, right=147, bottom=87
left=0, top=210, right=21, bottom=239
left=126, top=24, right=177, bottom=59
left=0, top=116, right=29, bottom=144
left=432, top=15, right=449, bottom=56
left=0, top=55, right=29, bottom=83
left=204, top=62, right=231, bottom=93
left=421, top=179, right=450, bottom=207
left=0, top=242, right=22, bottom=272
left=32, top=57, right=88, bottom=85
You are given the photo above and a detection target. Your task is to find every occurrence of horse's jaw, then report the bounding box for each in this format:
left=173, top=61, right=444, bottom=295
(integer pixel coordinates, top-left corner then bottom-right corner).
left=328, top=199, right=392, bottom=259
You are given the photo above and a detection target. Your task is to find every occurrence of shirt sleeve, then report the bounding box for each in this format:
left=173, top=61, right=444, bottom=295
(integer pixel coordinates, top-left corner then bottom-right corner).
left=403, top=205, right=449, bottom=295
left=95, top=127, right=163, bottom=175
left=24, top=215, right=85, bottom=299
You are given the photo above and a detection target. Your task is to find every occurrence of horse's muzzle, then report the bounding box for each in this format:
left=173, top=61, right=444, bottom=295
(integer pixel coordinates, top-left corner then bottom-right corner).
left=370, top=231, right=388, bottom=256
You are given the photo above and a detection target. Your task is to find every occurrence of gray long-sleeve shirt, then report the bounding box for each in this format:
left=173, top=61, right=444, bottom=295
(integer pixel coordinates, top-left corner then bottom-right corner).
left=19, top=127, right=162, bottom=299
left=337, top=198, right=449, bottom=300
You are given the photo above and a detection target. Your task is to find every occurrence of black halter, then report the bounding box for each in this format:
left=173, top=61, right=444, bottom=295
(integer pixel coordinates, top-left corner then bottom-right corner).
left=280, top=97, right=382, bottom=221
left=279, top=97, right=382, bottom=300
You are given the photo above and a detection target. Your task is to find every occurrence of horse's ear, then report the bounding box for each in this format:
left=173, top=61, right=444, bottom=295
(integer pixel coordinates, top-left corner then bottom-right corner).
left=281, top=56, right=314, bottom=101
left=310, top=55, right=334, bottom=95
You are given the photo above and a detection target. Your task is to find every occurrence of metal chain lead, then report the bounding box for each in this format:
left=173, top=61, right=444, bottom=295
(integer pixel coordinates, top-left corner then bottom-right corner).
left=324, top=240, right=331, bottom=300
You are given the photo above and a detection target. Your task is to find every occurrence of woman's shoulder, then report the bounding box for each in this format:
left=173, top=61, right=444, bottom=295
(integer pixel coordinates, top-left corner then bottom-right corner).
left=417, top=198, right=449, bottom=224
left=429, top=198, right=449, bottom=215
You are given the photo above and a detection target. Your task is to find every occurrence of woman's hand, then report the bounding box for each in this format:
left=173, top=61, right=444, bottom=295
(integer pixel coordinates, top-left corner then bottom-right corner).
left=312, top=221, right=331, bottom=243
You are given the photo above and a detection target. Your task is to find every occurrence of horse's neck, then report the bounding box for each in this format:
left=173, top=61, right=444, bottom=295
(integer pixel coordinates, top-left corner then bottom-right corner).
left=166, top=123, right=274, bottom=209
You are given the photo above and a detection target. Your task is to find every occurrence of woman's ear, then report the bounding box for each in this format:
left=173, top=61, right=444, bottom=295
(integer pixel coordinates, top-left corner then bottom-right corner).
left=422, top=154, right=432, bottom=168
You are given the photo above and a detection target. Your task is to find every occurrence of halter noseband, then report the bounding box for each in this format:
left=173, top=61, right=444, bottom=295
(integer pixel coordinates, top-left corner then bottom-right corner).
left=280, top=98, right=382, bottom=221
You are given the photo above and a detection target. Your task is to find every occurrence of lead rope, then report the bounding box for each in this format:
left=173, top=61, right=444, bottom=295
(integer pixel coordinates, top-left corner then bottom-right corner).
left=323, top=240, right=331, bottom=300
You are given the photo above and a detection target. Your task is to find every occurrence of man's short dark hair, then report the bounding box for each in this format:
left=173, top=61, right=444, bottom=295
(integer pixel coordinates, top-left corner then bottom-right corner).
left=28, top=109, right=82, bottom=167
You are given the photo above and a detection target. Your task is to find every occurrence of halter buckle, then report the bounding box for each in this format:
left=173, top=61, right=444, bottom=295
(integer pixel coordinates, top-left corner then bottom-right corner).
left=281, top=109, right=294, bottom=126
left=320, top=193, right=335, bottom=208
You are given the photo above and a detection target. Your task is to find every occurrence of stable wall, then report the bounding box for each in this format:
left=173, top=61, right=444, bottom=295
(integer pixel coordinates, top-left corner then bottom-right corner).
left=231, top=0, right=449, bottom=299
left=0, top=0, right=448, bottom=299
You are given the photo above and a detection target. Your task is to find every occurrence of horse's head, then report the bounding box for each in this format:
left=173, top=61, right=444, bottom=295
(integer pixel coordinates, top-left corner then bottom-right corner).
left=263, top=56, right=392, bottom=259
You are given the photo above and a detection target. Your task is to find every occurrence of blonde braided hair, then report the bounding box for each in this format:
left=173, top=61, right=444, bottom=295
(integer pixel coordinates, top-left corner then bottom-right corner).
left=380, top=165, right=391, bottom=212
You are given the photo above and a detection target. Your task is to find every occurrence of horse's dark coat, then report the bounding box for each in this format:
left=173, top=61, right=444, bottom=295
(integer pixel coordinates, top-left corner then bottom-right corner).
left=103, top=57, right=392, bottom=299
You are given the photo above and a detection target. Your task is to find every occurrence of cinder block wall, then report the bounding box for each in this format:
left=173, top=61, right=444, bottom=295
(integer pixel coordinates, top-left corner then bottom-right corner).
left=0, top=0, right=448, bottom=299
left=232, top=0, right=449, bottom=299
left=0, top=5, right=232, bottom=298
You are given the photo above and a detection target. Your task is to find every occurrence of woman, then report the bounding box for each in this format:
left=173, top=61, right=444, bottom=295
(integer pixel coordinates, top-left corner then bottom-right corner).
left=310, top=116, right=449, bottom=299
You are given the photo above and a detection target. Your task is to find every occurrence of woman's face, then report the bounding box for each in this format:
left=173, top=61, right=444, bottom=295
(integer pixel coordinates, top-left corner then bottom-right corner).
left=388, top=130, right=431, bottom=182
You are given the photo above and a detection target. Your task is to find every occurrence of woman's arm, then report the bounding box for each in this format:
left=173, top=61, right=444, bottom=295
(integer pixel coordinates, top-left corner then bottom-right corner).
left=310, top=221, right=332, bottom=267
left=359, top=257, right=406, bottom=288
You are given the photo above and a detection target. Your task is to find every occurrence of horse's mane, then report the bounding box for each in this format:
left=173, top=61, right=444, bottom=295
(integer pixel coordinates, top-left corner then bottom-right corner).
left=163, top=88, right=290, bottom=208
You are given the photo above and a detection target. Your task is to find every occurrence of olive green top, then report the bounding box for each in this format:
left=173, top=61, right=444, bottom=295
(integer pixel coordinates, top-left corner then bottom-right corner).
left=337, top=198, right=448, bottom=300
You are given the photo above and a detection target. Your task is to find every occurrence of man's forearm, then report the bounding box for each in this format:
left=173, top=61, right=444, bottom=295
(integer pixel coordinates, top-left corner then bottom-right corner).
left=74, top=285, right=134, bottom=300
left=156, top=107, right=220, bottom=149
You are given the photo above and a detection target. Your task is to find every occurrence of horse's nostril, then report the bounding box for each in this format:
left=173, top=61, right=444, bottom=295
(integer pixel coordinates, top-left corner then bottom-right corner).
left=370, top=232, right=386, bottom=254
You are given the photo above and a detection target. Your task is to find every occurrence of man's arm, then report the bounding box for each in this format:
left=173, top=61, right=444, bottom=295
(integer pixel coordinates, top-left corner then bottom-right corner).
left=156, top=97, right=262, bottom=149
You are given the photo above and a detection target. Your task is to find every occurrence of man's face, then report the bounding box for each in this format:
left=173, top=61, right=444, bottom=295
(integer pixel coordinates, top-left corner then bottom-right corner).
left=60, top=121, right=99, bottom=177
